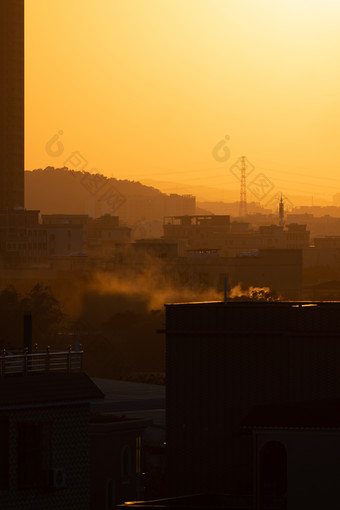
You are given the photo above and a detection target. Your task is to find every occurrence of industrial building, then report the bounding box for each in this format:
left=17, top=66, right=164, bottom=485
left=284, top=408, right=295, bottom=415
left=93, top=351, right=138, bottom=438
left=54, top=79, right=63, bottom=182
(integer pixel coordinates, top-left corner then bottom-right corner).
left=165, top=301, right=340, bottom=498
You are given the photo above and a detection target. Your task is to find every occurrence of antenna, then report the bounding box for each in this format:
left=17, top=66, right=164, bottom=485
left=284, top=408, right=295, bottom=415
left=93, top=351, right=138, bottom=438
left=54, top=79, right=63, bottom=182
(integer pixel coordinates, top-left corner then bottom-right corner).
left=279, top=193, right=285, bottom=226
left=239, top=156, right=247, bottom=217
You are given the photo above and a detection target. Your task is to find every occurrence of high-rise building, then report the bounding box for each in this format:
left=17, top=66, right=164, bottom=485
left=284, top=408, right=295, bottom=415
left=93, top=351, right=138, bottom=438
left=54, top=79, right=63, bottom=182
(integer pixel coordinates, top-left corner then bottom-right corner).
left=0, top=0, right=25, bottom=211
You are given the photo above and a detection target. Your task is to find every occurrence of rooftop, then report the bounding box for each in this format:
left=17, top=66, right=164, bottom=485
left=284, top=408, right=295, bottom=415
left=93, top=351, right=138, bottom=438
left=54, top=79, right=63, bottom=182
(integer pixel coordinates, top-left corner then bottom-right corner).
left=0, top=372, right=104, bottom=408
left=164, top=301, right=340, bottom=335
left=165, top=300, right=340, bottom=307
left=164, top=215, right=230, bottom=226
left=91, top=378, right=165, bottom=447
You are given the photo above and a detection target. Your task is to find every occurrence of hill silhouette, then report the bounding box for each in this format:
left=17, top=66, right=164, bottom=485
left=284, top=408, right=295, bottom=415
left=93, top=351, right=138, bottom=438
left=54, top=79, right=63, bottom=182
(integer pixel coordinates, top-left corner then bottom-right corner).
left=25, top=167, right=168, bottom=219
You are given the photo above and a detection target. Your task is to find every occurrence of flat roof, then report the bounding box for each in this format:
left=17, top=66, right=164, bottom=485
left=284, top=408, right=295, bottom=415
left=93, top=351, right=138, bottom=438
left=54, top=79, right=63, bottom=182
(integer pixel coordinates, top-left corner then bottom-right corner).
left=165, top=300, right=340, bottom=307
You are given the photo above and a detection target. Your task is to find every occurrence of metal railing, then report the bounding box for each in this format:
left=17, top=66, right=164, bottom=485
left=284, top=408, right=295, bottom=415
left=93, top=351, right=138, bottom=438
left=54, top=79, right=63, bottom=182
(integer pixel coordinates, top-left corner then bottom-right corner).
left=0, top=345, right=83, bottom=377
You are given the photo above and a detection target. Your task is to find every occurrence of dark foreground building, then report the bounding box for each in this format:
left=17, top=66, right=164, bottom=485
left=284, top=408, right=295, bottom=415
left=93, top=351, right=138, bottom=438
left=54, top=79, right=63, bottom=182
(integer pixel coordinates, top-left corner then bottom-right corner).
left=243, top=400, right=340, bottom=509
left=165, top=301, right=340, bottom=497
left=0, top=0, right=25, bottom=211
left=0, top=347, right=103, bottom=510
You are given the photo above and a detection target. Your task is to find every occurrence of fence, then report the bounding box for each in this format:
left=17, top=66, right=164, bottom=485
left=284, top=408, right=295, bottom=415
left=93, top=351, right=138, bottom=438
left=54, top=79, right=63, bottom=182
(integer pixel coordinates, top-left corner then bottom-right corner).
left=0, top=346, right=83, bottom=376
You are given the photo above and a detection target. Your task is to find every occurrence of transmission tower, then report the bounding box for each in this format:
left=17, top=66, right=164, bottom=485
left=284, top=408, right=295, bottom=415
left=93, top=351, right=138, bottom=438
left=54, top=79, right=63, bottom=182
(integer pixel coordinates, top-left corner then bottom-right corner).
left=239, top=156, right=247, bottom=217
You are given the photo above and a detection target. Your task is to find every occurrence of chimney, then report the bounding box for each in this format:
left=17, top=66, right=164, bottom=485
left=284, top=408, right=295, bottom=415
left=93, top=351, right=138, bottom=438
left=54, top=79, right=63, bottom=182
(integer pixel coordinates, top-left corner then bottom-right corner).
left=24, top=314, right=32, bottom=353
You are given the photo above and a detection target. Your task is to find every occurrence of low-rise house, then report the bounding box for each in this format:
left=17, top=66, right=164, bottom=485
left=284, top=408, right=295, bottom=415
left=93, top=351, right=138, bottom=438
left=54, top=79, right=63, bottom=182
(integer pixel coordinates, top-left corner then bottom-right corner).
left=0, top=346, right=103, bottom=510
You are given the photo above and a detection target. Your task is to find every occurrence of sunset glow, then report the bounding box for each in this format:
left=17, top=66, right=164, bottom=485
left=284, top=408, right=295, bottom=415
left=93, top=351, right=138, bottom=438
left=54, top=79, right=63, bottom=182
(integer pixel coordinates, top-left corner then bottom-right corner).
left=25, top=0, right=340, bottom=204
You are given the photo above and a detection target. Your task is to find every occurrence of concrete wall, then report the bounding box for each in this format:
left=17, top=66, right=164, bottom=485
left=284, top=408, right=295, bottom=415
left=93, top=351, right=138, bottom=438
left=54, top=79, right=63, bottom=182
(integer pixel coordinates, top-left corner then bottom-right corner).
left=0, top=404, right=90, bottom=510
left=255, top=430, right=340, bottom=510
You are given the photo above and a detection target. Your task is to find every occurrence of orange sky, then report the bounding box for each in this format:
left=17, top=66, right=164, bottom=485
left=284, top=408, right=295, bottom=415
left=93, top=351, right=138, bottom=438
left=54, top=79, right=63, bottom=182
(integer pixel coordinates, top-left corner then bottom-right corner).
left=25, top=0, right=340, bottom=205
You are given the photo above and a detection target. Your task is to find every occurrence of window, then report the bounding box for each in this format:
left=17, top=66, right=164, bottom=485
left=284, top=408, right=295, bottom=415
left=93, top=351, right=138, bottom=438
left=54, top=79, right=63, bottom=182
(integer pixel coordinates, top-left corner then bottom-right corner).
left=17, top=422, right=52, bottom=489
left=0, top=418, right=9, bottom=490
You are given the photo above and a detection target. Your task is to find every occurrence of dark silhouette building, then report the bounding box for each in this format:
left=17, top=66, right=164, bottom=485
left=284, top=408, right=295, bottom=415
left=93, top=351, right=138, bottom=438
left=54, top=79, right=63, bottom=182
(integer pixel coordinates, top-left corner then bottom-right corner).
left=0, top=346, right=104, bottom=509
left=0, top=0, right=25, bottom=211
left=90, top=414, right=151, bottom=509
left=243, top=400, right=340, bottom=509
left=165, top=301, right=340, bottom=497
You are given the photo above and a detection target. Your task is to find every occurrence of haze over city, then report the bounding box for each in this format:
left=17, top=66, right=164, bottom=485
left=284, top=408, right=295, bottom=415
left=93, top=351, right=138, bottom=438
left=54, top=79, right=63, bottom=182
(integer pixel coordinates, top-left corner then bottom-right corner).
left=26, top=0, right=340, bottom=205
left=4, top=1, right=340, bottom=509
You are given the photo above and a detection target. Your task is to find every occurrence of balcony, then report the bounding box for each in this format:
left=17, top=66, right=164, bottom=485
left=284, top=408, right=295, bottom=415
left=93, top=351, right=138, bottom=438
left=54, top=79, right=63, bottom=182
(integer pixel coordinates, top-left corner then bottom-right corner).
left=0, top=346, right=83, bottom=376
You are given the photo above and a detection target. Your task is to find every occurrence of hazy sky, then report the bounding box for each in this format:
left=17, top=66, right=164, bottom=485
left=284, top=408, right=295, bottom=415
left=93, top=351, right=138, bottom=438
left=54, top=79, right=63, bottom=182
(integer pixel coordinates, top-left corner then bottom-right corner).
left=25, top=0, right=340, bottom=205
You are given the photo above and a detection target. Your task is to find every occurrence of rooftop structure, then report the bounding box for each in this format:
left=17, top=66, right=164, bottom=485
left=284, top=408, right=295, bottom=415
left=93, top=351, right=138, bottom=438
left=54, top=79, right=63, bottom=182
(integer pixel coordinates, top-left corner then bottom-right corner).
left=164, top=215, right=230, bottom=227
left=41, top=214, right=89, bottom=226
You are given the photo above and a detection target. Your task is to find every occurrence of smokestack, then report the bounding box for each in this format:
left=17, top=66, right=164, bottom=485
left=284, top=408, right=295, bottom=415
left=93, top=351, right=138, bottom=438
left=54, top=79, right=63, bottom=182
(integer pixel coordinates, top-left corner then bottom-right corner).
left=23, top=314, right=32, bottom=353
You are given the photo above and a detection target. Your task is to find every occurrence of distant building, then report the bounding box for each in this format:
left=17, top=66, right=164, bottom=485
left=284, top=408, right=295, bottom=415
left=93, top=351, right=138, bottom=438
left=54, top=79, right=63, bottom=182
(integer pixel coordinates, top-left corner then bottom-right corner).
left=176, top=248, right=302, bottom=299
left=0, top=0, right=25, bottom=211
left=114, top=244, right=302, bottom=299
left=163, top=215, right=309, bottom=257
left=303, top=236, right=340, bottom=275
left=284, top=223, right=310, bottom=249
left=165, top=301, right=340, bottom=496
left=118, top=194, right=196, bottom=224
left=164, top=215, right=231, bottom=256
left=303, top=280, right=340, bottom=300
left=288, top=213, right=340, bottom=238
left=165, top=194, right=196, bottom=217
left=87, top=215, right=131, bottom=257
left=0, top=210, right=48, bottom=266
left=42, top=214, right=88, bottom=257
left=41, top=214, right=88, bottom=227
